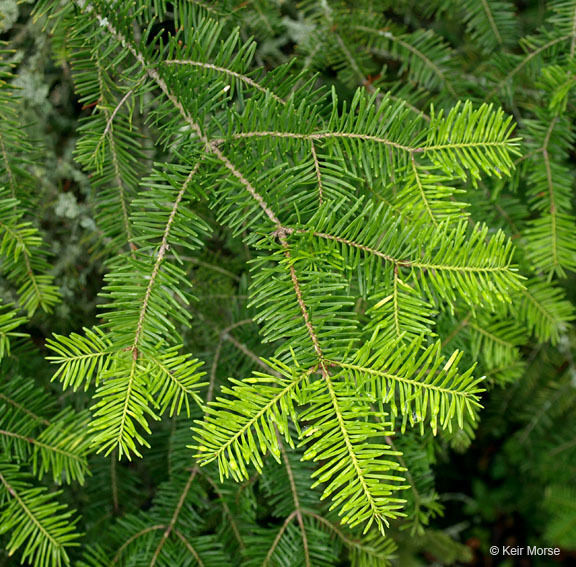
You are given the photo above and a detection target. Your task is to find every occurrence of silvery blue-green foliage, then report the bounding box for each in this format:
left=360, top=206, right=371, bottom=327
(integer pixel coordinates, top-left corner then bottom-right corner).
left=0, top=0, right=574, bottom=566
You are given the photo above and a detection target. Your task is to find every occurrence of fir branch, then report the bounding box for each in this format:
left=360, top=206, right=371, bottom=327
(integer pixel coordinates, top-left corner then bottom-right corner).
left=174, top=529, right=207, bottom=566
left=0, top=462, right=81, bottom=567
left=310, top=140, right=324, bottom=205
left=201, top=473, right=245, bottom=550
left=263, top=510, right=299, bottom=566
left=164, top=60, right=285, bottom=104
left=149, top=467, right=198, bottom=567
left=131, top=163, right=200, bottom=359
left=0, top=393, right=50, bottom=426
left=93, top=66, right=140, bottom=252
left=486, top=34, right=573, bottom=98
left=278, top=437, right=310, bottom=567
left=20, top=2, right=576, bottom=561
left=86, top=7, right=283, bottom=229
left=214, top=130, right=416, bottom=152
left=111, top=525, right=166, bottom=566
left=305, top=511, right=397, bottom=564
left=355, top=25, right=458, bottom=96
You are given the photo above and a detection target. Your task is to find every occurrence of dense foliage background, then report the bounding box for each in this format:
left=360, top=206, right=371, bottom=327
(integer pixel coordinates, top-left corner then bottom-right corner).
left=1, top=0, right=576, bottom=566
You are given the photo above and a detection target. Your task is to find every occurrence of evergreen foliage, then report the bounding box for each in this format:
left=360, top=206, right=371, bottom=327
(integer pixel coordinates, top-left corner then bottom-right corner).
left=0, top=0, right=575, bottom=566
